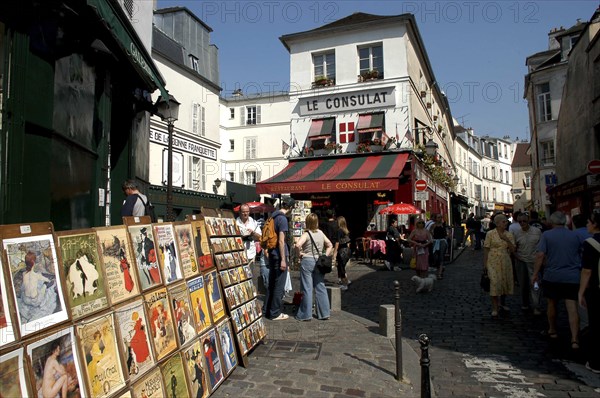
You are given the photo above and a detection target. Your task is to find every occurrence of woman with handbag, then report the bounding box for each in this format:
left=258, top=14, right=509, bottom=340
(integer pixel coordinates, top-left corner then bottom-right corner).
left=407, top=219, right=432, bottom=278
left=294, top=213, right=333, bottom=321
left=335, top=216, right=352, bottom=291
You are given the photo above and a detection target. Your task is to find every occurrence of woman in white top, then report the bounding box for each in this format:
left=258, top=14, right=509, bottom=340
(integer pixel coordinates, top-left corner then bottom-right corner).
left=294, top=213, right=333, bottom=321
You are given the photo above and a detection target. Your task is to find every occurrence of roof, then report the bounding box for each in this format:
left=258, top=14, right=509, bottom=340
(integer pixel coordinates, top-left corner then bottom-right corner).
left=154, top=6, right=213, bottom=32
left=511, top=143, right=531, bottom=168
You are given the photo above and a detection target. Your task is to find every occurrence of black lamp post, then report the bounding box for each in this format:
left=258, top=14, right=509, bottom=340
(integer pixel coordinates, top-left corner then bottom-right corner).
left=425, top=139, right=439, bottom=157
left=156, top=93, right=180, bottom=221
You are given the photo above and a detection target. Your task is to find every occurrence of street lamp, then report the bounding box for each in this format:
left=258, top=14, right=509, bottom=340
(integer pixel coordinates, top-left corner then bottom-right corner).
left=425, top=139, right=439, bottom=157
left=452, top=175, right=460, bottom=187
left=156, top=93, right=180, bottom=221
left=213, top=178, right=222, bottom=194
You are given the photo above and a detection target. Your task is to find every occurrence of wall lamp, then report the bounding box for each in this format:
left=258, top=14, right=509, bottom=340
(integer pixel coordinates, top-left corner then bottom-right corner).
left=213, top=178, right=222, bottom=194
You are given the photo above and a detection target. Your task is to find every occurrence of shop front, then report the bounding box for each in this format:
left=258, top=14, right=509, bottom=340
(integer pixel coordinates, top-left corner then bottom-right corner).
left=550, top=173, right=600, bottom=216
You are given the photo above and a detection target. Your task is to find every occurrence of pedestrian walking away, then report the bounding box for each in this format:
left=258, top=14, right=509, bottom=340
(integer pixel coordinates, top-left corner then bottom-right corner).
left=335, top=216, right=352, bottom=290
left=514, top=213, right=543, bottom=314
left=121, top=179, right=148, bottom=217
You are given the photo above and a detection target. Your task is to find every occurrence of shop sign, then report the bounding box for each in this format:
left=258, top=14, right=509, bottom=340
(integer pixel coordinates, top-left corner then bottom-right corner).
left=415, top=191, right=429, bottom=201
left=150, top=129, right=217, bottom=160
left=298, top=87, right=395, bottom=116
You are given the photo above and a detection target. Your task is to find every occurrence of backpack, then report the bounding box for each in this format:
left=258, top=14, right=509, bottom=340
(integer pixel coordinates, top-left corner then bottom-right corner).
left=260, top=214, right=282, bottom=250
left=584, top=237, right=600, bottom=288
left=137, top=194, right=157, bottom=223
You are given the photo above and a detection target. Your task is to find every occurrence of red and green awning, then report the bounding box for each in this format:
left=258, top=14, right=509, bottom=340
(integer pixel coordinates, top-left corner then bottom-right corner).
left=256, top=153, right=409, bottom=194
left=308, top=118, right=335, bottom=139
left=357, top=113, right=384, bottom=133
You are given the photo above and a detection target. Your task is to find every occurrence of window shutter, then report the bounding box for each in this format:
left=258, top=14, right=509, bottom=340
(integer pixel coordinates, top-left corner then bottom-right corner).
left=256, top=170, right=262, bottom=183
left=201, top=159, right=206, bottom=191
left=192, top=103, right=199, bottom=135
left=256, top=106, right=261, bottom=124
left=245, top=138, right=251, bottom=159
left=239, top=171, right=245, bottom=184
left=240, top=107, right=245, bottom=125
left=187, top=157, right=193, bottom=189
left=200, top=106, right=206, bottom=136
left=251, top=138, right=257, bottom=159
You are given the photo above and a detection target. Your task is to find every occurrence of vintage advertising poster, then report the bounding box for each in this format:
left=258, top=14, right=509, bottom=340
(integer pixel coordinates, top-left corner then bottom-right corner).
left=190, top=220, right=213, bottom=272
left=131, top=367, right=164, bottom=398
left=169, top=283, right=197, bottom=347
left=159, top=353, right=189, bottom=398
left=76, top=313, right=125, bottom=398
left=182, top=339, right=209, bottom=398
left=2, top=234, right=68, bottom=337
left=26, top=327, right=84, bottom=398
left=128, top=225, right=162, bottom=291
left=173, top=223, right=199, bottom=279
left=215, top=319, right=237, bottom=375
left=0, top=255, right=16, bottom=347
left=114, top=300, right=154, bottom=381
left=204, top=270, right=226, bottom=323
left=187, top=276, right=212, bottom=334
left=95, top=226, right=140, bottom=304
left=144, top=288, right=177, bottom=361
left=0, top=348, right=29, bottom=398
left=199, top=329, right=224, bottom=392
left=153, top=224, right=183, bottom=285
left=57, top=231, right=109, bottom=320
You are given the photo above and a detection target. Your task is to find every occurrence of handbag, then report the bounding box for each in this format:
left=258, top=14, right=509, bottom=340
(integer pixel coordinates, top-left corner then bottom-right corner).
left=480, top=270, right=490, bottom=292
left=308, top=231, right=332, bottom=274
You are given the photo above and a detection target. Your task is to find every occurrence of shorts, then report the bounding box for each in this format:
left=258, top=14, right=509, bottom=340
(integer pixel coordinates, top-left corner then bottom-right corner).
left=542, top=281, right=579, bottom=301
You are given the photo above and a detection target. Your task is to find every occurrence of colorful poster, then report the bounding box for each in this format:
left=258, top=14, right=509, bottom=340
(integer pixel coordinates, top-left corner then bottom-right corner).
left=204, top=270, right=225, bottom=323
left=144, top=288, right=177, bottom=361
left=182, top=339, right=209, bottom=398
left=114, top=300, right=154, bottom=381
left=0, top=348, right=29, bottom=398
left=187, top=277, right=212, bottom=334
left=153, top=224, right=183, bottom=284
left=26, top=327, right=84, bottom=398
left=174, top=223, right=199, bottom=279
left=169, top=284, right=197, bottom=347
left=76, top=313, right=125, bottom=398
left=95, top=226, right=140, bottom=304
left=2, top=234, right=68, bottom=337
left=199, top=329, right=224, bottom=392
left=159, top=353, right=189, bottom=398
left=57, top=231, right=109, bottom=320
left=128, top=225, right=162, bottom=291
left=216, top=319, right=237, bottom=375
left=190, top=220, right=213, bottom=272
left=131, top=367, right=164, bottom=398
left=0, top=255, right=16, bottom=347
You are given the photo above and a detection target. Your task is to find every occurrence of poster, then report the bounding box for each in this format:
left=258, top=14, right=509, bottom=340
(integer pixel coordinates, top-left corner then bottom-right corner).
left=128, top=225, right=162, bottom=291
left=0, top=348, right=29, bottom=398
left=199, top=329, right=224, bottom=392
left=190, top=220, right=213, bottom=272
left=173, top=223, right=199, bottom=279
left=153, top=224, right=183, bottom=284
left=131, top=367, right=164, bottom=398
left=182, top=339, right=209, bottom=398
left=215, top=319, right=237, bottom=375
left=76, top=313, right=125, bottom=398
left=204, top=270, right=225, bottom=323
left=159, top=353, right=189, bottom=398
left=27, top=327, right=85, bottom=398
left=57, top=231, right=109, bottom=320
left=2, top=234, right=68, bottom=337
left=95, top=226, right=140, bottom=304
left=144, top=288, right=177, bottom=361
left=114, top=300, right=154, bottom=381
left=169, top=283, right=197, bottom=347
left=0, top=255, right=16, bottom=347
left=187, top=276, right=212, bottom=334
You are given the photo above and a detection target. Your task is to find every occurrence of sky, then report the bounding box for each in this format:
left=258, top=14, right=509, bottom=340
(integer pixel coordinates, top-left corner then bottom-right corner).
left=156, top=1, right=599, bottom=140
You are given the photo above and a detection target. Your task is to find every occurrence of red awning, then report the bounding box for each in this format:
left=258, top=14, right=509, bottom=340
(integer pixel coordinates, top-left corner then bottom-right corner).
left=256, top=153, right=409, bottom=194
left=308, top=118, right=335, bottom=139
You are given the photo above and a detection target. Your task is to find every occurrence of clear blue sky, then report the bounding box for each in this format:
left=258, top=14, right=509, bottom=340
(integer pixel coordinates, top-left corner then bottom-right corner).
left=157, top=1, right=598, bottom=140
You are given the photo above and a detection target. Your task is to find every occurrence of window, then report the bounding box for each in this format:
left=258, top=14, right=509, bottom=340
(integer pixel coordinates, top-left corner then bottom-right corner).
left=536, top=82, right=552, bottom=122
left=540, top=140, right=555, bottom=165
left=358, top=44, right=383, bottom=77
left=243, top=170, right=261, bottom=185
left=524, top=172, right=531, bottom=188
left=228, top=172, right=235, bottom=182
left=492, top=188, right=497, bottom=201
left=313, top=52, right=335, bottom=81
left=245, top=137, right=257, bottom=160
left=505, top=171, right=509, bottom=184
left=192, top=103, right=205, bottom=136
left=190, top=55, right=199, bottom=73
left=229, top=108, right=235, bottom=119
left=229, top=140, right=234, bottom=151
left=356, top=112, right=385, bottom=143
left=124, top=0, right=134, bottom=18
left=491, top=167, right=497, bottom=181
left=241, top=105, right=261, bottom=125
left=188, top=157, right=204, bottom=191
left=308, top=118, right=336, bottom=149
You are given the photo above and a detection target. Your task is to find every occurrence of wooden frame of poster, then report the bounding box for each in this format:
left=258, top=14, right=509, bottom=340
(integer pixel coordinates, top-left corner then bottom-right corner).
left=143, top=288, right=178, bottom=361
left=152, top=223, right=184, bottom=285
left=186, top=215, right=214, bottom=272
left=94, top=225, right=141, bottom=305
left=0, top=249, right=17, bottom=349
left=55, top=229, right=110, bottom=321
left=130, top=366, right=165, bottom=398
left=167, top=282, right=197, bottom=348
left=181, top=337, right=209, bottom=398
left=0, top=222, right=69, bottom=338
left=126, top=222, right=163, bottom=292
left=172, top=222, right=200, bottom=279
left=159, top=352, right=190, bottom=398
left=0, top=347, right=30, bottom=397
left=25, top=326, right=86, bottom=398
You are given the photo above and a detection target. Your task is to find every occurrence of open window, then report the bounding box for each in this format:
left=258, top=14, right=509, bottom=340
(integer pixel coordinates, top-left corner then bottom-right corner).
left=308, top=118, right=336, bottom=149
left=357, top=112, right=385, bottom=144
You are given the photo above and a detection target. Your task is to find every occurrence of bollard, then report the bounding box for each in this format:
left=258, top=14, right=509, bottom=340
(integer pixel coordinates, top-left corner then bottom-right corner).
left=394, top=280, right=402, bottom=381
left=418, top=333, right=431, bottom=398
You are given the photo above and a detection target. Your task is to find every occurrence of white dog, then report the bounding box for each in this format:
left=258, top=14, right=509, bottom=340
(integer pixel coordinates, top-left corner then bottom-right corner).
left=411, top=275, right=435, bottom=293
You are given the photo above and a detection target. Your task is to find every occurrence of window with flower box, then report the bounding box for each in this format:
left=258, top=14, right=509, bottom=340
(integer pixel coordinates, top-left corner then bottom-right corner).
left=358, top=44, right=383, bottom=79
left=356, top=112, right=385, bottom=144
left=307, top=117, right=336, bottom=150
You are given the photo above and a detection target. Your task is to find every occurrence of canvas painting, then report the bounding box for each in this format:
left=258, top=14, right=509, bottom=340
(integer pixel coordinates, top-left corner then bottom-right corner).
left=128, top=225, right=162, bottom=291
left=182, top=339, right=209, bottom=398
left=204, top=270, right=226, bottom=323
left=0, top=348, right=29, bottom=398
left=153, top=224, right=183, bottom=284
left=131, top=367, right=164, bottom=398
left=76, top=313, right=125, bottom=398
left=27, top=327, right=84, bottom=398
left=199, top=329, right=224, bottom=392
left=187, top=276, right=212, bottom=334
left=114, top=300, right=154, bottom=381
left=95, top=226, right=140, bottom=304
left=215, top=319, right=237, bottom=375
left=57, top=231, right=109, bottom=320
left=174, top=223, right=199, bottom=279
left=0, top=256, right=16, bottom=347
left=159, top=353, right=189, bottom=398
left=169, top=283, right=197, bottom=347
left=190, top=220, right=213, bottom=272
left=144, top=288, right=177, bottom=361
left=2, top=234, right=68, bottom=337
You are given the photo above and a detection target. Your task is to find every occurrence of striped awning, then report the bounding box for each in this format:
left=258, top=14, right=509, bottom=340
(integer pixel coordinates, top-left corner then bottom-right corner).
left=256, top=153, right=409, bottom=194
left=357, top=113, right=384, bottom=132
left=308, top=118, right=335, bottom=139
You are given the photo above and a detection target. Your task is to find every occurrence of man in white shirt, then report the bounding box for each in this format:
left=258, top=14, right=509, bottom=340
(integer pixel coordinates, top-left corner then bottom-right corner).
left=514, top=213, right=542, bottom=314
left=235, top=204, right=268, bottom=296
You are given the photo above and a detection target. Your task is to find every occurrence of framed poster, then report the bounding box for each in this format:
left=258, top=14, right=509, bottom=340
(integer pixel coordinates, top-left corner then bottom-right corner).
left=114, top=300, right=154, bottom=381
left=95, top=226, right=140, bottom=304
left=56, top=230, right=109, bottom=320
left=131, top=367, right=164, bottom=398
left=199, top=329, right=224, bottom=392
left=0, top=254, right=16, bottom=347
left=152, top=224, right=183, bottom=284
left=187, top=276, right=212, bottom=334
left=0, top=348, right=29, bottom=398
left=144, top=288, right=177, bottom=361
left=26, top=327, right=84, bottom=398
left=159, top=353, right=189, bottom=398
left=76, top=313, right=125, bottom=398
left=169, top=283, right=197, bottom=347
left=182, top=339, right=209, bottom=398
left=128, top=225, right=162, bottom=291
left=204, top=270, right=226, bottom=323
left=190, top=220, right=213, bottom=272
left=2, top=234, right=68, bottom=337
left=215, top=319, right=237, bottom=375
left=173, top=223, right=199, bottom=279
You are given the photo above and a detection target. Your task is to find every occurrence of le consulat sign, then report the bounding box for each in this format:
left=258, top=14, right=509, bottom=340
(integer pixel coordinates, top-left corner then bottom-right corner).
left=298, top=87, right=395, bottom=116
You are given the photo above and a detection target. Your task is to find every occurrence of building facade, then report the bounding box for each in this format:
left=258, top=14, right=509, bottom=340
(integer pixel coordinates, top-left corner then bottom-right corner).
left=511, top=142, right=533, bottom=212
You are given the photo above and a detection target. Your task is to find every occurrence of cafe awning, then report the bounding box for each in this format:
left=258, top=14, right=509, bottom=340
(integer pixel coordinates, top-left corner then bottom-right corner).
left=308, top=118, right=335, bottom=139
left=357, top=113, right=384, bottom=133
left=256, top=153, right=409, bottom=194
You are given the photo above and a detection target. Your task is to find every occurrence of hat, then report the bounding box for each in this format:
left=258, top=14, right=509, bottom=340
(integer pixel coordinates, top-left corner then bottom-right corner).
left=140, top=227, right=147, bottom=234
left=280, top=196, right=295, bottom=209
